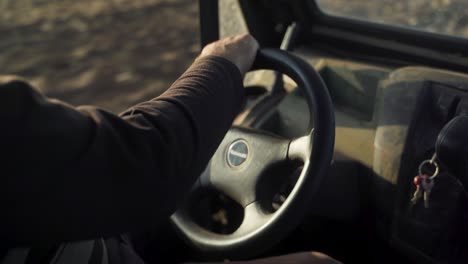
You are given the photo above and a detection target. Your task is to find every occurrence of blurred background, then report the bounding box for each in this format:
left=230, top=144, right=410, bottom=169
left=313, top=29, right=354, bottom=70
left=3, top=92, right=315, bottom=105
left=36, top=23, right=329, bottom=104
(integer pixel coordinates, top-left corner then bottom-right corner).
left=1, top=0, right=199, bottom=113
left=1, top=0, right=467, bottom=113
left=317, top=0, right=468, bottom=37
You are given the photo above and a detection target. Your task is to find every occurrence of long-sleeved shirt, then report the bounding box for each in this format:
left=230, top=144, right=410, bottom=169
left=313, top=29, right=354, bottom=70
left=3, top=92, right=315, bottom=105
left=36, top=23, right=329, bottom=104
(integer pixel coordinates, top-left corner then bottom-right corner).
left=0, top=55, right=244, bottom=247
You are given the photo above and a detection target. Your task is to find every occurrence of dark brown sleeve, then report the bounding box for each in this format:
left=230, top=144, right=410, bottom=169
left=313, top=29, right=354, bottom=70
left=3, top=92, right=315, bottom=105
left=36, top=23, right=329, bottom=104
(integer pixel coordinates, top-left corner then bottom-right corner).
left=0, top=56, right=244, bottom=246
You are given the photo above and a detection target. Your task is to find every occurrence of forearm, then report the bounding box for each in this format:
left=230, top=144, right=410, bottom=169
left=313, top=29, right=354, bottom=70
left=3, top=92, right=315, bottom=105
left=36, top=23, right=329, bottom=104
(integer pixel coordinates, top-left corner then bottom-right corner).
left=0, top=56, right=244, bottom=246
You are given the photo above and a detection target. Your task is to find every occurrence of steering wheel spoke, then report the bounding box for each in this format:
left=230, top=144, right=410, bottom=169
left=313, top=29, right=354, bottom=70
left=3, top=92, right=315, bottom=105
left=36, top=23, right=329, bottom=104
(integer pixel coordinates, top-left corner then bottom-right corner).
left=288, top=131, right=314, bottom=162
left=234, top=201, right=272, bottom=236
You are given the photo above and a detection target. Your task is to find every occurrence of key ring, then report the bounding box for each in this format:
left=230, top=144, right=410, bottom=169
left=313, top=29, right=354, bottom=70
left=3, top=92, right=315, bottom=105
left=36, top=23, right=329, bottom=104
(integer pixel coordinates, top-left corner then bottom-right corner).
left=418, top=159, right=439, bottom=180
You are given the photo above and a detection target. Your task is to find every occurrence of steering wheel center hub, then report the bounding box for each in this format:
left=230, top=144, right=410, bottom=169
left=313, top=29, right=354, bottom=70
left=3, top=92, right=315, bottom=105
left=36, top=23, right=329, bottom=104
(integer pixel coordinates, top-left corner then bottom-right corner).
left=227, top=139, right=250, bottom=167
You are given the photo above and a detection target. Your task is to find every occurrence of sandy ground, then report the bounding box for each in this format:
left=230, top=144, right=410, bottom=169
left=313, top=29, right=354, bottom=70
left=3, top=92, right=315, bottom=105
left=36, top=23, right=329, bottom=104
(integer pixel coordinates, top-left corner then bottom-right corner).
left=1, top=0, right=199, bottom=113
left=2, top=0, right=467, bottom=113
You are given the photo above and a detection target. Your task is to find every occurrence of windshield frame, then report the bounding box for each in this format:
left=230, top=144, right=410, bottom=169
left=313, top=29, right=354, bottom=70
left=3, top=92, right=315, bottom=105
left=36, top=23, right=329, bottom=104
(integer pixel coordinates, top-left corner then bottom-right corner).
left=201, top=0, right=468, bottom=72
left=303, top=0, right=468, bottom=72
left=310, top=0, right=468, bottom=41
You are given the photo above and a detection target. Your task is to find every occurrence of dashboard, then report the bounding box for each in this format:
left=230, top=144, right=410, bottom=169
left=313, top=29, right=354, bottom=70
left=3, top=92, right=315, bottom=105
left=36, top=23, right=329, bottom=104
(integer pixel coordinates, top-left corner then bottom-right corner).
left=240, top=49, right=468, bottom=264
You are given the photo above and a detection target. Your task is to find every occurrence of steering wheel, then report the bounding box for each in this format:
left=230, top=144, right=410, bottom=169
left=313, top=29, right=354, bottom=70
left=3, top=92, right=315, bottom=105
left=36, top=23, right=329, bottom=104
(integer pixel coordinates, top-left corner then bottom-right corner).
left=171, top=48, right=335, bottom=258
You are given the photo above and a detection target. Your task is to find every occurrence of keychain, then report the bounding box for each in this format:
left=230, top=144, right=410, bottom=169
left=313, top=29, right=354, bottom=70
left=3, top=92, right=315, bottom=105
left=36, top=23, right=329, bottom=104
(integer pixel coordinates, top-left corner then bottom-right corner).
left=411, top=153, right=439, bottom=208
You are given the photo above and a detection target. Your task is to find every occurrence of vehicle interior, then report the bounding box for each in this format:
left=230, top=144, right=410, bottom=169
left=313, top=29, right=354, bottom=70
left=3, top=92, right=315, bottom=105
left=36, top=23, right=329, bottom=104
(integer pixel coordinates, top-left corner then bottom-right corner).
left=144, top=1, right=468, bottom=264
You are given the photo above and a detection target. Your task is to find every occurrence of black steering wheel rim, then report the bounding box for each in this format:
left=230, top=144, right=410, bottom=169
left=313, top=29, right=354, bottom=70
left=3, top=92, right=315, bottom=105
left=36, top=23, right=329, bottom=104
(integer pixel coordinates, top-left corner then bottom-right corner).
left=171, top=48, right=335, bottom=259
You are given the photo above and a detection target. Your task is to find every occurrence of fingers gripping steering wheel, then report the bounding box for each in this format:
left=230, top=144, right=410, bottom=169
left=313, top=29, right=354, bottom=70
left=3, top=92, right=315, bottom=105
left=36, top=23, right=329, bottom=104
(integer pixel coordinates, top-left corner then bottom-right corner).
left=171, top=48, right=335, bottom=258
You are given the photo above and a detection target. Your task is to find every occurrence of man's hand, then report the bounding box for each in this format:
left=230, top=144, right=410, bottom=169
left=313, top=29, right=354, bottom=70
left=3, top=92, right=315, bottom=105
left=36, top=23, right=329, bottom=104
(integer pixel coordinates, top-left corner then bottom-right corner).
left=199, top=34, right=259, bottom=77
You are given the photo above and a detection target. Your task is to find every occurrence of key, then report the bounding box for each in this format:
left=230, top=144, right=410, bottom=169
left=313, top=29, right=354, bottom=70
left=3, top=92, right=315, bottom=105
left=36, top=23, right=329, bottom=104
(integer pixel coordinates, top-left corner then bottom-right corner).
left=411, top=175, right=425, bottom=205
left=411, top=185, right=423, bottom=205
left=422, top=177, right=435, bottom=208
left=413, top=153, right=439, bottom=208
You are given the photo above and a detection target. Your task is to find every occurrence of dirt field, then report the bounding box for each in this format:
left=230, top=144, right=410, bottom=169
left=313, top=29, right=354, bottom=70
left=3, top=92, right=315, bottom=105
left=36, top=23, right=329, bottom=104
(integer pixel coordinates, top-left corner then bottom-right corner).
left=1, top=0, right=199, bottom=113
left=2, top=0, right=467, bottom=113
